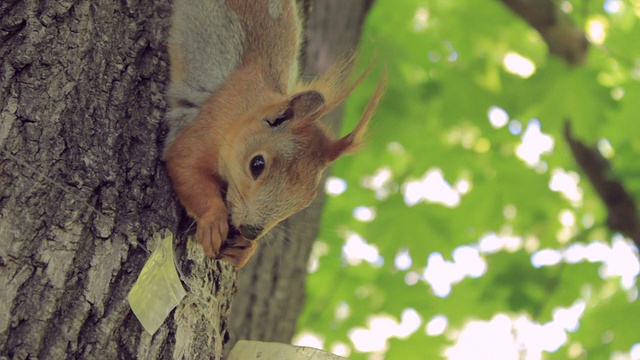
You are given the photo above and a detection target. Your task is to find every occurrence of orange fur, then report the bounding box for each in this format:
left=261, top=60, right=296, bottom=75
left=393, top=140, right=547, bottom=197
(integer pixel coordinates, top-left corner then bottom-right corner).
left=165, top=0, right=385, bottom=268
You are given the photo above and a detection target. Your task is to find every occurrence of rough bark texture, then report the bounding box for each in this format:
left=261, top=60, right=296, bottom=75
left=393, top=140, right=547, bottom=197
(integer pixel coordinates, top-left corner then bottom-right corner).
left=228, top=0, right=376, bottom=352
left=0, top=1, right=237, bottom=359
left=1, top=0, right=374, bottom=359
left=499, top=0, right=589, bottom=65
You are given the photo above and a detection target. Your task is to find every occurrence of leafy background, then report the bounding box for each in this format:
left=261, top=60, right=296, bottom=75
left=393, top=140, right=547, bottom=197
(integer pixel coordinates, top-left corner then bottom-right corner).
left=295, top=0, right=640, bottom=359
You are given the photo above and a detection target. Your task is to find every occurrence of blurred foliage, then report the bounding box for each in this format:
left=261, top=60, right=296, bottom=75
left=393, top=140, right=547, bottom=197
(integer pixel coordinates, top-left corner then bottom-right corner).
left=298, top=0, right=640, bottom=359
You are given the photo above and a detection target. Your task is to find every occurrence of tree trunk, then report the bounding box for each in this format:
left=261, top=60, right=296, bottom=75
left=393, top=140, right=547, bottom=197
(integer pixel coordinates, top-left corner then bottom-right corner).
left=0, top=1, right=373, bottom=359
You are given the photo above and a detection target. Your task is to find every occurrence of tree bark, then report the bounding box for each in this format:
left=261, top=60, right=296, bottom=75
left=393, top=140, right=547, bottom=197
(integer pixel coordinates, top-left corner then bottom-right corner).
left=0, top=1, right=236, bottom=358
left=1, top=0, right=374, bottom=359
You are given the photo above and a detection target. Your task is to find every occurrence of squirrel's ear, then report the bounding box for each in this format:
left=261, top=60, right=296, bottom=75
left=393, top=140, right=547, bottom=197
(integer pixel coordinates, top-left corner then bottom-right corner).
left=289, top=90, right=325, bottom=119
left=267, top=91, right=325, bottom=127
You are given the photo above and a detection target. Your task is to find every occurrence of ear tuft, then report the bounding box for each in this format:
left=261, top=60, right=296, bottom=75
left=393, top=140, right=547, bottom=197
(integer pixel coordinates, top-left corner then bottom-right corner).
left=325, top=69, right=387, bottom=162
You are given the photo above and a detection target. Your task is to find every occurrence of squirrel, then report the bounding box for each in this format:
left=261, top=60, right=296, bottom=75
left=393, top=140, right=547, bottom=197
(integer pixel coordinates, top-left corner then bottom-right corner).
left=164, top=0, right=385, bottom=268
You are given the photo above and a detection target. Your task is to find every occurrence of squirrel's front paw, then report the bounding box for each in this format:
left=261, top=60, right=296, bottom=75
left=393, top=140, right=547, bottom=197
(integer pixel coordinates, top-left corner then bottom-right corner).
left=216, top=237, right=258, bottom=269
left=196, top=212, right=229, bottom=258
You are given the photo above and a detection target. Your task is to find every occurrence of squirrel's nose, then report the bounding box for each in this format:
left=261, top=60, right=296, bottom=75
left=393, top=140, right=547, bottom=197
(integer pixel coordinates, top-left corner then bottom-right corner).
left=239, top=225, right=263, bottom=240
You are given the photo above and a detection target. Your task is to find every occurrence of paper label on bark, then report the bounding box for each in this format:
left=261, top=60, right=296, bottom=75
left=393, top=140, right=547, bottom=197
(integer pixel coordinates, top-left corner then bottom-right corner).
left=128, top=230, right=186, bottom=335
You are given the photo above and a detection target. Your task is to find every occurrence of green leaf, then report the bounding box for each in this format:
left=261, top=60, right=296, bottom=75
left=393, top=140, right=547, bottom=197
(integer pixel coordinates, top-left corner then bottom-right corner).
left=299, top=0, right=640, bottom=358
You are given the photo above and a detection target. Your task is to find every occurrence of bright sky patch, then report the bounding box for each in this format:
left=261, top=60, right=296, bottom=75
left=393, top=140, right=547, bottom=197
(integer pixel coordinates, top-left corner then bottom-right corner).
left=503, top=52, right=536, bottom=78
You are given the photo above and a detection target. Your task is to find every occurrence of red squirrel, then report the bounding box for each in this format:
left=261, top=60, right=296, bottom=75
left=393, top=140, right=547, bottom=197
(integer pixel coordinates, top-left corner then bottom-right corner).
left=164, top=0, right=385, bottom=268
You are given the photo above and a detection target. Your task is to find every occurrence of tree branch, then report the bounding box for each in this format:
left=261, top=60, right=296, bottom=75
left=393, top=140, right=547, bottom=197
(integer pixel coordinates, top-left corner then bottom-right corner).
left=499, top=0, right=588, bottom=65
left=564, top=120, right=640, bottom=248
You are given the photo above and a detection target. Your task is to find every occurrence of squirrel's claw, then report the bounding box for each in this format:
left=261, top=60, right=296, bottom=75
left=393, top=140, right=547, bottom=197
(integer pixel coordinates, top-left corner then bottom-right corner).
left=216, top=236, right=259, bottom=269
left=196, top=212, right=229, bottom=258
left=195, top=211, right=257, bottom=268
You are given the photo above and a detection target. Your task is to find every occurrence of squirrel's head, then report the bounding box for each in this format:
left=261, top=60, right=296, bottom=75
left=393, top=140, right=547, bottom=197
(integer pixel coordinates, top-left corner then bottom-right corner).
left=219, top=62, right=386, bottom=240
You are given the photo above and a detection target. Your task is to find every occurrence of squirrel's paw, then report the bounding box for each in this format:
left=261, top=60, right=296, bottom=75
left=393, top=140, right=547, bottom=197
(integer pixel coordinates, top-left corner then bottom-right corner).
left=216, top=236, right=258, bottom=269
left=196, top=212, right=229, bottom=258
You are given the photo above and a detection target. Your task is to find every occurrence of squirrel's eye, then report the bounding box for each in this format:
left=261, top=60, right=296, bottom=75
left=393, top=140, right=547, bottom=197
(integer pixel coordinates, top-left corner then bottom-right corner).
left=249, top=155, right=266, bottom=180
